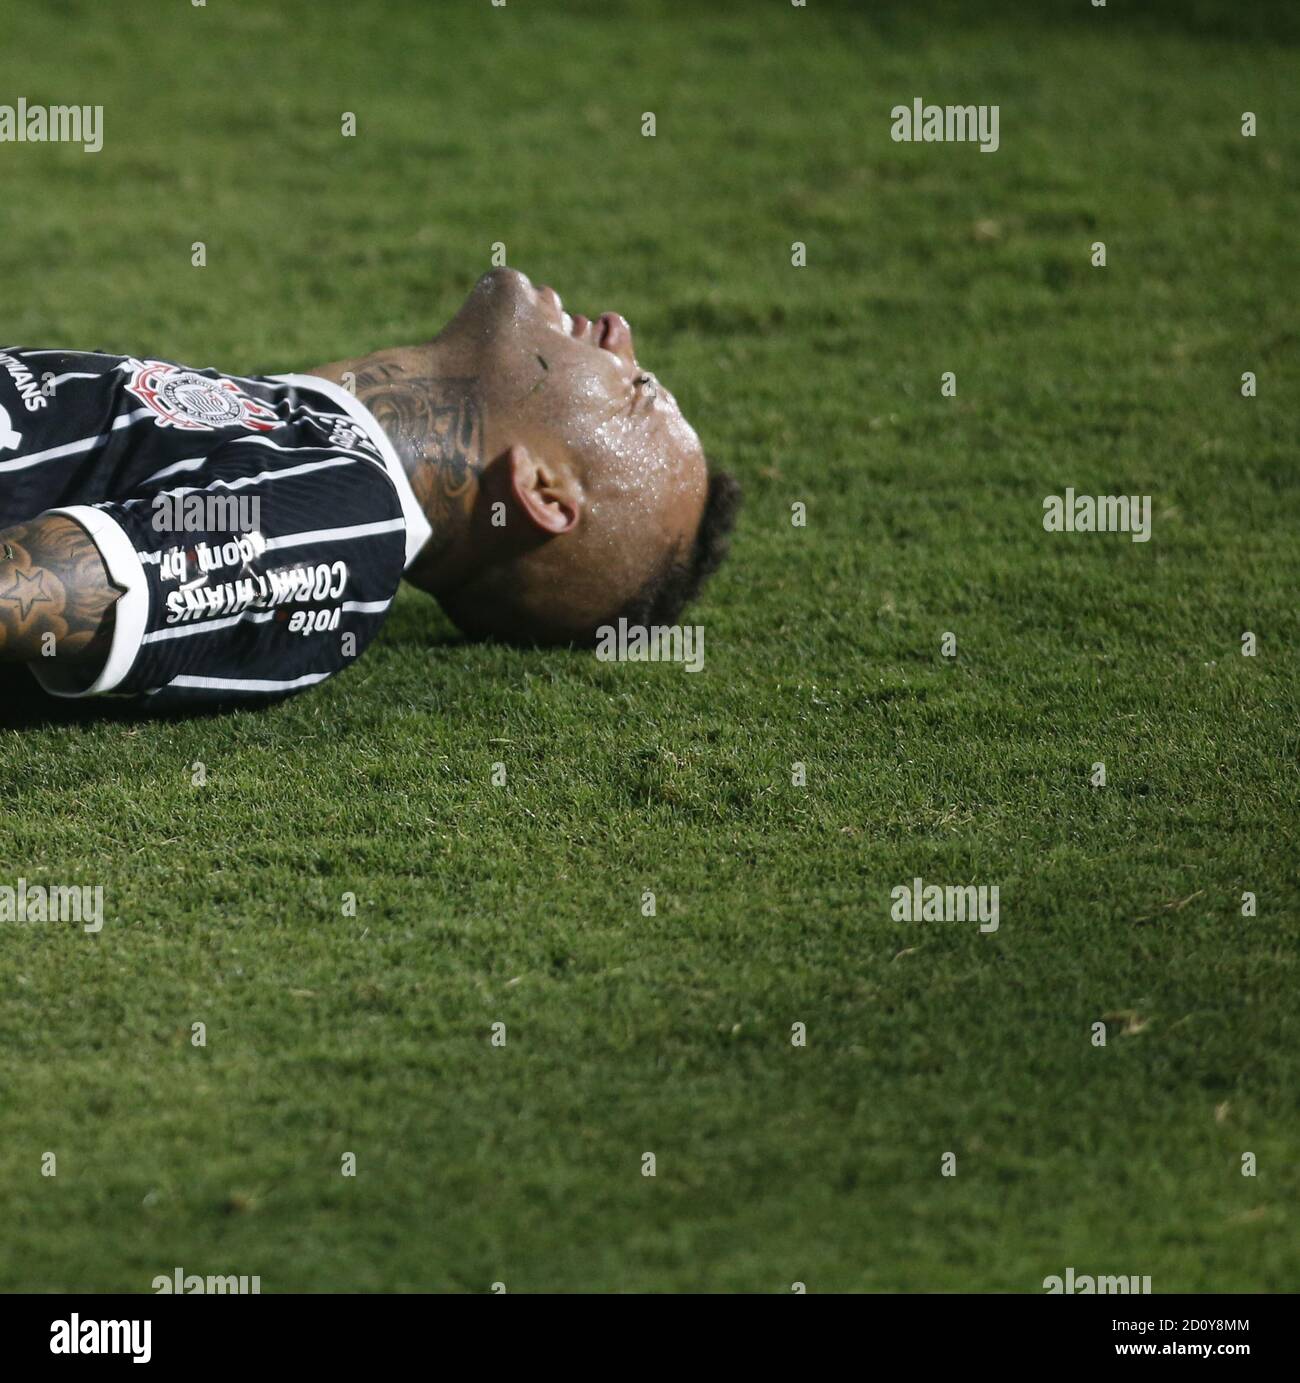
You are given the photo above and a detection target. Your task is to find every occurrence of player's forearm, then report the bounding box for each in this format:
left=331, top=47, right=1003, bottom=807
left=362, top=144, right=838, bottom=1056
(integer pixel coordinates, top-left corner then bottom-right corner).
left=0, top=516, right=118, bottom=664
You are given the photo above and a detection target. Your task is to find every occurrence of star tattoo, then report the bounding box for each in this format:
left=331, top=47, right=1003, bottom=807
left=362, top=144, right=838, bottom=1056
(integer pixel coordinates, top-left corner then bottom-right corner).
left=0, top=566, right=55, bottom=621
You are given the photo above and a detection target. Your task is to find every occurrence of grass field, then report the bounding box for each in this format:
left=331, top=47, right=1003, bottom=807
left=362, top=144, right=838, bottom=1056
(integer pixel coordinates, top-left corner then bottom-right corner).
left=1, top=0, right=1298, bottom=1292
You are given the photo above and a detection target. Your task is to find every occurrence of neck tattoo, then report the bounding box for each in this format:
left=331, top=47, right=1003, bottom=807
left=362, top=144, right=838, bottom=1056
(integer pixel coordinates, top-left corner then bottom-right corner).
left=349, top=360, right=485, bottom=560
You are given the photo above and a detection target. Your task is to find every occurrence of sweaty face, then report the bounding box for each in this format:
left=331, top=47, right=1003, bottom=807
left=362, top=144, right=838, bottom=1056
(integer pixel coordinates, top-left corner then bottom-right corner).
left=442, top=268, right=708, bottom=635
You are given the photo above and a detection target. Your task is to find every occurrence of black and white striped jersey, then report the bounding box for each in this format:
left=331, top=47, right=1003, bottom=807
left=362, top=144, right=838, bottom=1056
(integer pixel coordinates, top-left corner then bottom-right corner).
left=0, top=348, right=430, bottom=707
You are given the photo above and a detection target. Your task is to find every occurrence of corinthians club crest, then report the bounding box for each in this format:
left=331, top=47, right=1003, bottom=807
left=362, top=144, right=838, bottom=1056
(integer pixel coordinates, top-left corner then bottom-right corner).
left=123, top=359, right=279, bottom=432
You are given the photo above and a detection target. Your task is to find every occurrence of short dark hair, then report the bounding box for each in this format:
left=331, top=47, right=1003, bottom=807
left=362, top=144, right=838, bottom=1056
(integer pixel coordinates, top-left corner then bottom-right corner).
left=612, top=469, right=742, bottom=631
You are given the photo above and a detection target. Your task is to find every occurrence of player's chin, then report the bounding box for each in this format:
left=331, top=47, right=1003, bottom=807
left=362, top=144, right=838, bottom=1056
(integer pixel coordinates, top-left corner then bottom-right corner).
left=472, top=266, right=533, bottom=304
left=450, top=267, right=539, bottom=340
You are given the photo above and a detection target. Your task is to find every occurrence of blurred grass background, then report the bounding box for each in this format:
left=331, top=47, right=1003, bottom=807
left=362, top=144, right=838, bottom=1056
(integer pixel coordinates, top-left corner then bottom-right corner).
left=0, top=0, right=1296, bottom=1291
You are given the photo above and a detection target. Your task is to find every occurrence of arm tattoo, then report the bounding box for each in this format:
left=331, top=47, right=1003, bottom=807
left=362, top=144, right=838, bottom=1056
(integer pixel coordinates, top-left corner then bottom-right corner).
left=0, top=515, right=119, bottom=666
left=348, top=361, right=484, bottom=558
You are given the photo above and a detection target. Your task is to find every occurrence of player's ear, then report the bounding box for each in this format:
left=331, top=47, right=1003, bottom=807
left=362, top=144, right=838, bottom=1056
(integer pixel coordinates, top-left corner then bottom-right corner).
left=504, top=444, right=579, bottom=535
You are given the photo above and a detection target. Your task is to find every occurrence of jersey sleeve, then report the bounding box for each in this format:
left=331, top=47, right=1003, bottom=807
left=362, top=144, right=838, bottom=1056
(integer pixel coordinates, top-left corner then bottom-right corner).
left=27, top=436, right=411, bottom=706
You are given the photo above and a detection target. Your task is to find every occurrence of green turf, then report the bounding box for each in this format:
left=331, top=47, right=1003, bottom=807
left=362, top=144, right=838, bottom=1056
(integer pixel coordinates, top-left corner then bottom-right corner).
left=1, top=0, right=1297, bottom=1292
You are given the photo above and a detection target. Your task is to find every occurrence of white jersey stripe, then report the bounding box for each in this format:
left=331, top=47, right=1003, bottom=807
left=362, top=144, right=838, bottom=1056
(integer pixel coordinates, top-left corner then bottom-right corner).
left=47, top=372, right=103, bottom=386
left=161, top=671, right=331, bottom=694
left=142, top=615, right=249, bottom=643
left=141, top=597, right=390, bottom=644
left=225, top=433, right=381, bottom=465
left=140, top=439, right=374, bottom=487
left=141, top=610, right=276, bottom=644
left=154, top=454, right=355, bottom=499
left=17, top=349, right=130, bottom=358
left=140, top=455, right=209, bottom=484
left=264, top=516, right=406, bottom=551
left=0, top=406, right=156, bottom=472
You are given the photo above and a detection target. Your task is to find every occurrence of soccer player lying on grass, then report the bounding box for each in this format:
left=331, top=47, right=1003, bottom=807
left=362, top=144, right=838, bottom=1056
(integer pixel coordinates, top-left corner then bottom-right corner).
left=0, top=268, right=739, bottom=708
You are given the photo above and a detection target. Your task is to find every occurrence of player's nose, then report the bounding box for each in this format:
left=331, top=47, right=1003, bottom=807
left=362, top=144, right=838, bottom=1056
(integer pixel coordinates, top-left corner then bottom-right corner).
left=598, top=311, right=636, bottom=368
